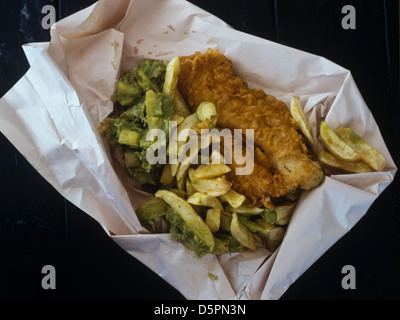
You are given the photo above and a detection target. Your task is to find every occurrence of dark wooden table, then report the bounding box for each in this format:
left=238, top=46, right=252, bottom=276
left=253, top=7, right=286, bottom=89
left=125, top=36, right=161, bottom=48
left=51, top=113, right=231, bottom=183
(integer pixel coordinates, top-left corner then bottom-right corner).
left=1, top=0, right=399, bottom=300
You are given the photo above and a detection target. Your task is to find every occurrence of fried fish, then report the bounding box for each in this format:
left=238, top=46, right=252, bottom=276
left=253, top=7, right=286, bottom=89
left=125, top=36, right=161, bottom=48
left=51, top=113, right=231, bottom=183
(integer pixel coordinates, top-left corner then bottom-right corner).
left=178, top=49, right=324, bottom=206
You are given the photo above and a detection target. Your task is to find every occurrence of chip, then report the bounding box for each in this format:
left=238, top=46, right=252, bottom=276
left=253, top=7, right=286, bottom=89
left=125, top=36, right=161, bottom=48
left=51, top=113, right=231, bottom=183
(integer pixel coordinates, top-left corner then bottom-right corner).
left=187, top=192, right=223, bottom=233
left=335, top=126, right=386, bottom=171
left=155, top=190, right=215, bottom=251
left=188, top=168, right=232, bottom=197
left=163, top=56, right=180, bottom=99
left=320, top=121, right=360, bottom=161
left=290, top=96, right=313, bottom=144
left=230, top=212, right=257, bottom=251
left=318, top=149, right=372, bottom=173
left=224, top=204, right=265, bottom=216
left=218, top=188, right=246, bottom=208
left=160, top=163, right=175, bottom=185
left=190, top=163, right=231, bottom=179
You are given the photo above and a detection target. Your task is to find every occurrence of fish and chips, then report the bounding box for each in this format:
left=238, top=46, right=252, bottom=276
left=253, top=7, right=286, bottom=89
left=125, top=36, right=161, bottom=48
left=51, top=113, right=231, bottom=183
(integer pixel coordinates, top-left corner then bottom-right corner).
left=99, top=48, right=387, bottom=256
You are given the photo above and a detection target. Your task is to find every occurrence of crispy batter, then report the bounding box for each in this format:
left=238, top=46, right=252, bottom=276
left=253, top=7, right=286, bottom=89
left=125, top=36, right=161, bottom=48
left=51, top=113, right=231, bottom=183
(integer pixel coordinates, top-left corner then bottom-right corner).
left=178, top=49, right=324, bottom=205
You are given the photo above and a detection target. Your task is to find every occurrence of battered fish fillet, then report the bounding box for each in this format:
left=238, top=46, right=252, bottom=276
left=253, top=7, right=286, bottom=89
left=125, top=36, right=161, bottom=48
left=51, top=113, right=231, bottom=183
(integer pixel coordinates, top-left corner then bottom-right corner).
left=178, top=49, right=324, bottom=206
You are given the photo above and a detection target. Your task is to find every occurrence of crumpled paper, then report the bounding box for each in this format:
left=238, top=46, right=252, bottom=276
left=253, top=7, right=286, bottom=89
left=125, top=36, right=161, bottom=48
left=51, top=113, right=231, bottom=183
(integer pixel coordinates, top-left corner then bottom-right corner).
left=0, top=0, right=396, bottom=300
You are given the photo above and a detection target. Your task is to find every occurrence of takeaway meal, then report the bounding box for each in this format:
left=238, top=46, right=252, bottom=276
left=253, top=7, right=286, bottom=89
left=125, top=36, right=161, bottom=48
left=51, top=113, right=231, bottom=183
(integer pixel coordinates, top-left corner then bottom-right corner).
left=99, top=48, right=386, bottom=257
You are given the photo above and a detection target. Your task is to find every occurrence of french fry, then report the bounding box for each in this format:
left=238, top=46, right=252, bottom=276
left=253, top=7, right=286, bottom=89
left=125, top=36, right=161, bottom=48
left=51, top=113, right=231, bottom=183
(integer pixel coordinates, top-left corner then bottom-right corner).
left=220, top=212, right=232, bottom=232
left=199, top=129, right=221, bottom=149
left=320, top=121, right=360, bottom=161
left=274, top=203, right=296, bottom=225
left=167, top=113, right=201, bottom=178
left=155, top=190, right=214, bottom=251
left=174, top=113, right=201, bottom=154
left=335, top=126, right=386, bottom=171
left=255, top=219, right=285, bottom=252
left=176, top=113, right=200, bottom=135
left=176, top=126, right=219, bottom=183
left=188, top=168, right=232, bottom=197
left=318, top=149, right=372, bottom=173
left=209, top=150, right=226, bottom=164
left=187, top=192, right=223, bottom=233
left=163, top=56, right=180, bottom=99
left=175, top=138, right=200, bottom=182
left=171, top=113, right=185, bottom=125
left=187, top=192, right=223, bottom=209
left=290, top=96, right=313, bottom=144
left=224, top=204, right=265, bottom=216
left=190, top=163, right=231, bottom=179
left=238, top=216, right=284, bottom=251
left=176, top=162, right=191, bottom=183
left=190, top=176, right=232, bottom=197
left=260, top=202, right=296, bottom=226
left=169, top=163, right=179, bottom=178
left=173, top=88, right=192, bottom=118
left=218, top=188, right=246, bottom=208
left=191, top=115, right=218, bottom=134
left=205, top=208, right=220, bottom=233
left=185, top=176, right=196, bottom=198
left=230, top=212, right=256, bottom=251
left=176, top=170, right=187, bottom=191
left=160, top=163, right=175, bottom=185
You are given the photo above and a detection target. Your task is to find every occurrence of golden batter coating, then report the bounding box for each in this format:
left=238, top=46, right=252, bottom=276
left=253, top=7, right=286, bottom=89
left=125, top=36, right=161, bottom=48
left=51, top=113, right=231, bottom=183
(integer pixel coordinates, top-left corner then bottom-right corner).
left=178, top=49, right=323, bottom=205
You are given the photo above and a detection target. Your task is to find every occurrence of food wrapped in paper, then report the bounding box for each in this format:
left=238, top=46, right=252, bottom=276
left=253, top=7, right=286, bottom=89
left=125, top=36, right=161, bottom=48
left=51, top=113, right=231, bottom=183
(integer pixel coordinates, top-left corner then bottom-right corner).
left=0, top=0, right=396, bottom=300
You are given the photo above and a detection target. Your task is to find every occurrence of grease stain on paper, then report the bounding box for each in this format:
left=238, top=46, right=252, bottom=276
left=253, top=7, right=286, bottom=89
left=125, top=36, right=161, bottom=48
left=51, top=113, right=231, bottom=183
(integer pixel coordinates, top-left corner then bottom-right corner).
left=155, top=51, right=174, bottom=58
left=111, top=40, right=120, bottom=70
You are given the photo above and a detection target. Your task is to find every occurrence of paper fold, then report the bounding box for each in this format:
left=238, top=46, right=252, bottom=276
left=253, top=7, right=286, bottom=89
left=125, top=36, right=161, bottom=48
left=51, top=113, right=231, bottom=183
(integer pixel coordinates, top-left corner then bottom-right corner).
left=0, top=42, right=145, bottom=236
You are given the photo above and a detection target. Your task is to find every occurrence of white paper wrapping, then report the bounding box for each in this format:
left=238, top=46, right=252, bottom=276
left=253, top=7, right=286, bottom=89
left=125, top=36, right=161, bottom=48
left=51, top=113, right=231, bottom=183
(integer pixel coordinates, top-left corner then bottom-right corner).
left=0, top=0, right=396, bottom=300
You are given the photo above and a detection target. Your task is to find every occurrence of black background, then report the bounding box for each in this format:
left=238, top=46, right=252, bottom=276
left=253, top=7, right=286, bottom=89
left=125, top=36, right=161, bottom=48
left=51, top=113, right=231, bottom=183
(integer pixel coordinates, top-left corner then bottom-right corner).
left=0, top=0, right=399, bottom=300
